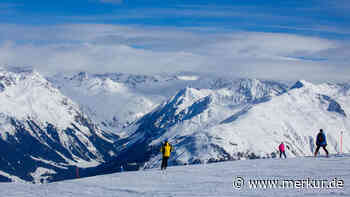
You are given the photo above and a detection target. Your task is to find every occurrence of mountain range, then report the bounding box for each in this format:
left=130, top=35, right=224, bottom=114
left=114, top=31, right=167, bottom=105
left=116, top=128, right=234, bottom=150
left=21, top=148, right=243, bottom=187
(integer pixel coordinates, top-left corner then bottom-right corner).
left=0, top=66, right=349, bottom=182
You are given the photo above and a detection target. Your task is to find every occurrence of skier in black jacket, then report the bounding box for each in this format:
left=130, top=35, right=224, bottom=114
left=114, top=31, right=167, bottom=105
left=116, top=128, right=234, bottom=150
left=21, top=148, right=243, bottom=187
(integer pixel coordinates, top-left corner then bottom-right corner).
left=314, top=129, right=329, bottom=157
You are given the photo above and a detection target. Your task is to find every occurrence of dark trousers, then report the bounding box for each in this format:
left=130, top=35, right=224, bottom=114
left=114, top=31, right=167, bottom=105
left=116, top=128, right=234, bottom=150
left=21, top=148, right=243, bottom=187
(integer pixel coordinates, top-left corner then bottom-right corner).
left=161, top=156, right=169, bottom=170
left=280, top=151, right=287, bottom=158
left=315, top=145, right=329, bottom=156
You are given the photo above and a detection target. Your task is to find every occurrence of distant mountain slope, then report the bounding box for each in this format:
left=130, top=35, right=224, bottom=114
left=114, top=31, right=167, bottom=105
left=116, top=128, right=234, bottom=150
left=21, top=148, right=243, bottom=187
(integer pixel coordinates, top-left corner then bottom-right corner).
left=0, top=67, right=119, bottom=183
left=109, top=79, right=350, bottom=169
left=48, top=72, right=167, bottom=132
left=3, top=67, right=350, bottom=183
left=204, top=80, right=350, bottom=159
left=113, top=79, right=290, bottom=167
left=48, top=72, right=288, bottom=133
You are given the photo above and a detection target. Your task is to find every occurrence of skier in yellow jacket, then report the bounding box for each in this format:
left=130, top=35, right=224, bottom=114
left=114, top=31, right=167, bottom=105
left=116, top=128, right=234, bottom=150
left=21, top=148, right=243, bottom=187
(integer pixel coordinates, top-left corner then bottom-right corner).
left=160, top=139, right=172, bottom=170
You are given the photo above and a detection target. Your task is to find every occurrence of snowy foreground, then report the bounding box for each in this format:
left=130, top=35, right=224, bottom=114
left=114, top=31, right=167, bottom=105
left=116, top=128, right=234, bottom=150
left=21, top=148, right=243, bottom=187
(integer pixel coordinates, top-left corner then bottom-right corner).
left=2, top=155, right=350, bottom=197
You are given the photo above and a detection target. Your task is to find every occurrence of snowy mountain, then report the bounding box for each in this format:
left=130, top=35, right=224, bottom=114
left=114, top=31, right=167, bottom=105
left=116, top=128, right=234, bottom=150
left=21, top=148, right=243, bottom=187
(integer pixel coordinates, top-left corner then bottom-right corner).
left=0, top=67, right=119, bottom=183
left=2, top=67, right=350, bottom=183
left=114, top=78, right=290, bottom=167
left=47, top=72, right=288, bottom=132
left=48, top=72, right=173, bottom=133
left=113, top=79, right=350, bottom=169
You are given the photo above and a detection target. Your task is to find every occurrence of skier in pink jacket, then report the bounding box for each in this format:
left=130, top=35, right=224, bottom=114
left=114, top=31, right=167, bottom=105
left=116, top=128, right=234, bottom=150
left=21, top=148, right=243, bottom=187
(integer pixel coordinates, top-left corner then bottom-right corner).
left=279, top=142, right=287, bottom=159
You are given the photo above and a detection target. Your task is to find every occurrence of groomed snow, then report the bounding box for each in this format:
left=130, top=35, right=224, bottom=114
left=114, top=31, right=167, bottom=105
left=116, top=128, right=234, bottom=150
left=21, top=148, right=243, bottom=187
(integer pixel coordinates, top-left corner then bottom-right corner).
left=2, top=155, right=349, bottom=197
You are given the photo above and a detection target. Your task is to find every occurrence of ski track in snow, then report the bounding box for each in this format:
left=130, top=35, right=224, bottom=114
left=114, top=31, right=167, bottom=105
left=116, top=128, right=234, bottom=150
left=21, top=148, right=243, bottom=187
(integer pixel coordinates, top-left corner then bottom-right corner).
left=2, top=155, right=349, bottom=197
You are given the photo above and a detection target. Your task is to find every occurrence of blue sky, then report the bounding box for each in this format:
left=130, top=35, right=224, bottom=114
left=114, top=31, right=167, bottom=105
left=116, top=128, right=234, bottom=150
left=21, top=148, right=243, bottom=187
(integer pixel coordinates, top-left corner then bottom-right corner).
left=0, top=0, right=349, bottom=81
left=2, top=0, right=349, bottom=36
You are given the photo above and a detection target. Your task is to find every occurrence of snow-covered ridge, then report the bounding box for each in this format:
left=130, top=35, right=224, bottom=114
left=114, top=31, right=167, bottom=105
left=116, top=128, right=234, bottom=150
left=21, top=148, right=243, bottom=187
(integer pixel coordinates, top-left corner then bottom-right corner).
left=48, top=72, right=163, bottom=132
left=0, top=67, right=79, bottom=129
left=113, top=78, right=289, bottom=167
left=48, top=72, right=289, bottom=133
left=2, top=66, right=350, bottom=183
left=114, top=79, right=350, bottom=168
left=0, top=67, right=119, bottom=183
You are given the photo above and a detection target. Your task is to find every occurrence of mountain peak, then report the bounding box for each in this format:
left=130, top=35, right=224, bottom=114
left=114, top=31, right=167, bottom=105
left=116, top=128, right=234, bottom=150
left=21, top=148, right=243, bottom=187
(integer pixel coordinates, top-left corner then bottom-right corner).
left=0, top=66, right=48, bottom=91
left=0, top=68, right=119, bottom=183
left=170, top=87, right=209, bottom=106
left=290, top=80, right=312, bottom=89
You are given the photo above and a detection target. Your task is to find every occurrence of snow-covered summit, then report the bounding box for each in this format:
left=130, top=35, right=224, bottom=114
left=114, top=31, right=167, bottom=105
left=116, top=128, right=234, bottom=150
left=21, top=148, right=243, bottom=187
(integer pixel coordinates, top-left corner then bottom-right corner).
left=48, top=72, right=163, bottom=131
left=112, top=78, right=289, bottom=167
left=0, top=67, right=119, bottom=183
left=3, top=67, right=350, bottom=184
left=48, top=72, right=289, bottom=133
left=111, top=78, right=350, bottom=168
left=0, top=66, right=79, bottom=129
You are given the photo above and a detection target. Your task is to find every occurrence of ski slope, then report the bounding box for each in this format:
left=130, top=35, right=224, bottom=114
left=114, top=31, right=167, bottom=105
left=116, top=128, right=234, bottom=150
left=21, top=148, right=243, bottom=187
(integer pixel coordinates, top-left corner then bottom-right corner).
left=2, top=154, right=349, bottom=197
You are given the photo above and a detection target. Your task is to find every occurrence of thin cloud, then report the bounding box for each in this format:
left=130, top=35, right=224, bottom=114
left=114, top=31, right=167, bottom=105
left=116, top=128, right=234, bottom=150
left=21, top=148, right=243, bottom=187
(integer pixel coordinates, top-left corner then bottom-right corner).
left=0, top=24, right=348, bottom=82
left=45, top=4, right=348, bottom=40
